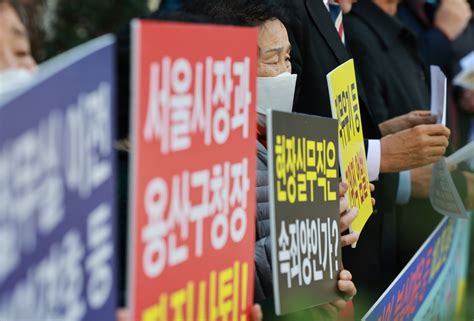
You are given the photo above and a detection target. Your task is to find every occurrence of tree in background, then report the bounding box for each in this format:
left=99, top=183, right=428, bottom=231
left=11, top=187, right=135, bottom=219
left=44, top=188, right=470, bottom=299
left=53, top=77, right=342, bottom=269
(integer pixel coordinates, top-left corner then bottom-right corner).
left=20, top=0, right=150, bottom=62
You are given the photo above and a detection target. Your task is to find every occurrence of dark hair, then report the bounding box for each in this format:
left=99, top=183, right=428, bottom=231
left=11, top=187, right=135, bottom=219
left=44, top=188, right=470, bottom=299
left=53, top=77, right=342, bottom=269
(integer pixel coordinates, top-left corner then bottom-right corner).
left=183, top=0, right=288, bottom=27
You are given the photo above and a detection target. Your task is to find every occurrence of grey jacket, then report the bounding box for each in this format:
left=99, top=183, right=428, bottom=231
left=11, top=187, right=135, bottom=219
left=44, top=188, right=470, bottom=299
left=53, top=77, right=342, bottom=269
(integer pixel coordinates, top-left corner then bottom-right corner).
left=253, top=141, right=328, bottom=321
left=254, top=140, right=273, bottom=302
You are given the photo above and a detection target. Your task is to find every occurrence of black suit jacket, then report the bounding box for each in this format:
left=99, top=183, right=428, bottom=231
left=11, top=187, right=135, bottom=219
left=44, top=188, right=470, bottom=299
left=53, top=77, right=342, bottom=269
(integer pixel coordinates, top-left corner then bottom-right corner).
left=279, top=0, right=400, bottom=316
left=345, top=0, right=431, bottom=123
left=283, top=0, right=381, bottom=140
left=345, top=0, right=469, bottom=271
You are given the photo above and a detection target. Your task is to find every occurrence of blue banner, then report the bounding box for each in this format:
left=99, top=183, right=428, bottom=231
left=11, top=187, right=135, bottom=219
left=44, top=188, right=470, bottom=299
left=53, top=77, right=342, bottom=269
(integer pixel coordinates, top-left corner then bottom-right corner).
left=363, top=215, right=471, bottom=321
left=0, top=36, right=117, bottom=321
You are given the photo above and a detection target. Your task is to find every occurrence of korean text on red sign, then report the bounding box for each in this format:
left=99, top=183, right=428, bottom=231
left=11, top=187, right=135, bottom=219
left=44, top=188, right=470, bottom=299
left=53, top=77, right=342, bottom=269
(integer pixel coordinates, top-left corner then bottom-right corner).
left=129, top=21, right=258, bottom=321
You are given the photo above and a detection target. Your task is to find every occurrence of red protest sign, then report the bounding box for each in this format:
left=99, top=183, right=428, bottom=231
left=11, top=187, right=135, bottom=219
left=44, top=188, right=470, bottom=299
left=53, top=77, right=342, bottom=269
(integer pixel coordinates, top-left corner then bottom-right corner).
left=129, top=20, right=258, bottom=321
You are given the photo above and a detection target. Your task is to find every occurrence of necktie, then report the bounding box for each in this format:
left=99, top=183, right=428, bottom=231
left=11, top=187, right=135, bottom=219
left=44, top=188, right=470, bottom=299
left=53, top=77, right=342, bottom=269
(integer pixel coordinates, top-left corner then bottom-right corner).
left=328, top=1, right=345, bottom=44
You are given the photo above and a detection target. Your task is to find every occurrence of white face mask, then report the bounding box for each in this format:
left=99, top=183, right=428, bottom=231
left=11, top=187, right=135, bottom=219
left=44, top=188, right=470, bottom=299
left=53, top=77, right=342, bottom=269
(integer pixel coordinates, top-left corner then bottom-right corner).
left=257, top=72, right=297, bottom=126
left=0, top=68, right=35, bottom=100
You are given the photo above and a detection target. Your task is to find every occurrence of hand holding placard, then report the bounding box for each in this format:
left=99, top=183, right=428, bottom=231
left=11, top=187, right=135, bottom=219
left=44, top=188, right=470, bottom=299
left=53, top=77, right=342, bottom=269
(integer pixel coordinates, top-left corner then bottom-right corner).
left=378, top=110, right=437, bottom=136
left=380, top=124, right=450, bottom=172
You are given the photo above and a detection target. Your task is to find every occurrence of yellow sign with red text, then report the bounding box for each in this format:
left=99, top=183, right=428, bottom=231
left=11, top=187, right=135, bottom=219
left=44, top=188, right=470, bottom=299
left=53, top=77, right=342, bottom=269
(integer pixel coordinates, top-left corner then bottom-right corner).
left=327, top=59, right=373, bottom=239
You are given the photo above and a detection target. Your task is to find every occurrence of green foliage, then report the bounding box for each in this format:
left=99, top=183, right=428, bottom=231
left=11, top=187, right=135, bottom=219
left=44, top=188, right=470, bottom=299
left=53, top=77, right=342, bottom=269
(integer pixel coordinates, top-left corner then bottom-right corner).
left=41, top=0, right=149, bottom=60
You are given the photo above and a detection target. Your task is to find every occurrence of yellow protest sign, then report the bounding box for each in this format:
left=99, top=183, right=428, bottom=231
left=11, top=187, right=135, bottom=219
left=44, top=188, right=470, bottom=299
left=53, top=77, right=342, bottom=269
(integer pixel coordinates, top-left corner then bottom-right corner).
left=326, top=59, right=373, bottom=239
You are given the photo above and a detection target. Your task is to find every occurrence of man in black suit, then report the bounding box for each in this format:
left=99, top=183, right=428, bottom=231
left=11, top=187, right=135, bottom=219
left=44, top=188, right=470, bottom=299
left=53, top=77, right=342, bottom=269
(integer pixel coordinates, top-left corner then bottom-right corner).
left=278, top=0, right=451, bottom=316
left=281, top=0, right=450, bottom=173
left=344, top=2, right=474, bottom=319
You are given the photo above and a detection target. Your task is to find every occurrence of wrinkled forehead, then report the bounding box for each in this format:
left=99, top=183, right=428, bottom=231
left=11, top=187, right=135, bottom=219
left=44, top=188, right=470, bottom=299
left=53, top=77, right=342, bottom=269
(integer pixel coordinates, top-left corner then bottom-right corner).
left=257, top=19, right=290, bottom=52
left=258, top=19, right=288, bottom=49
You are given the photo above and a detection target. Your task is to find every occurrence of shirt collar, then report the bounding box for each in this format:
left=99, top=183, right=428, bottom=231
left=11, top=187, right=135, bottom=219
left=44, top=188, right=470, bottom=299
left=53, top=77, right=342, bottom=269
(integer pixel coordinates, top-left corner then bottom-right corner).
left=322, top=0, right=330, bottom=11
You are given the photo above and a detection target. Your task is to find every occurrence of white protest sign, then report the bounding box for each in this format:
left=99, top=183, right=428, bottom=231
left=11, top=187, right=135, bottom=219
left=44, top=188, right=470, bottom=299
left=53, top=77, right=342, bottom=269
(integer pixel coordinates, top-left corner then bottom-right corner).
left=454, top=51, right=474, bottom=89
left=430, top=158, right=467, bottom=219
left=430, top=66, right=447, bottom=126
left=461, top=52, right=474, bottom=70
left=446, top=141, right=474, bottom=166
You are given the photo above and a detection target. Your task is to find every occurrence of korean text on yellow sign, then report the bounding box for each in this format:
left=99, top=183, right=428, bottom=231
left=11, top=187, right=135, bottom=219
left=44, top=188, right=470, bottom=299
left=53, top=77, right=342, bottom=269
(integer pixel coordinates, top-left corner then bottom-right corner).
left=327, top=59, right=373, bottom=237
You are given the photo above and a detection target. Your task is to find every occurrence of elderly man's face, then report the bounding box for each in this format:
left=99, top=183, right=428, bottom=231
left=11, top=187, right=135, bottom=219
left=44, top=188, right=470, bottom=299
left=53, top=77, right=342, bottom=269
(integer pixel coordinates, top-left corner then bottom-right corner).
left=257, top=19, right=291, bottom=77
left=0, top=3, right=36, bottom=71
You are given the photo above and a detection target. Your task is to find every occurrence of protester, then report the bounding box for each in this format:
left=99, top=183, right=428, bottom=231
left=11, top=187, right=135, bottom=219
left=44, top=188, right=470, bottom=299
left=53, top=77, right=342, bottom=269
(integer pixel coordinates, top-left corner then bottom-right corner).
left=397, top=0, right=474, bottom=166
left=0, top=0, right=35, bottom=71
left=183, top=1, right=362, bottom=320
left=398, top=0, right=472, bottom=71
left=272, top=0, right=458, bottom=318
left=344, top=3, right=474, bottom=316
left=113, top=3, right=360, bottom=321
left=1, top=0, right=471, bottom=319
left=0, top=0, right=36, bottom=98
left=397, top=0, right=474, bottom=151
left=345, top=1, right=474, bottom=206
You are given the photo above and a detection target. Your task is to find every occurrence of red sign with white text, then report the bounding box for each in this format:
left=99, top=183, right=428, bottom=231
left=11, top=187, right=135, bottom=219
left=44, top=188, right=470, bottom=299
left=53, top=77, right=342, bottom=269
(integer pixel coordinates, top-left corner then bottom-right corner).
left=129, top=20, right=258, bottom=321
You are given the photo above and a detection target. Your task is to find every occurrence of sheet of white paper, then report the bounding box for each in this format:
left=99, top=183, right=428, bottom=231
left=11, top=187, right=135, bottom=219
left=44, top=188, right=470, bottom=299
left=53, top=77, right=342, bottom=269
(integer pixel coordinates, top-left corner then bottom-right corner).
left=460, top=51, right=474, bottom=70
left=430, top=158, right=467, bottom=219
left=446, top=141, right=474, bottom=166
left=430, top=66, right=447, bottom=126
left=453, top=68, right=474, bottom=90
left=454, top=52, right=474, bottom=89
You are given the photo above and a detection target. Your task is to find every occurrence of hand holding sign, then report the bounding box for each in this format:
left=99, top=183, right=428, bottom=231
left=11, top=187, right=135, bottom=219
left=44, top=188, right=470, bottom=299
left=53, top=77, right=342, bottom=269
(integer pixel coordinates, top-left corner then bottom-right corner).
left=379, top=68, right=450, bottom=174
left=339, top=182, right=360, bottom=247
left=380, top=124, right=450, bottom=172
left=309, top=270, right=357, bottom=319
left=378, top=110, right=437, bottom=136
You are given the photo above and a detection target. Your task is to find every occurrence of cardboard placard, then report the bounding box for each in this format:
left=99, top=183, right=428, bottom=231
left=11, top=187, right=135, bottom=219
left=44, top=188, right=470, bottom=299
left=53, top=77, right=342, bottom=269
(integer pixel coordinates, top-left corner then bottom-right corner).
left=327, top=59, right=373, bottom=238
left=129, top=21, right=258, bottom=321
left=268, top=110, right=342, bottom=316
left=0, top=36, right=117, bottom=321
